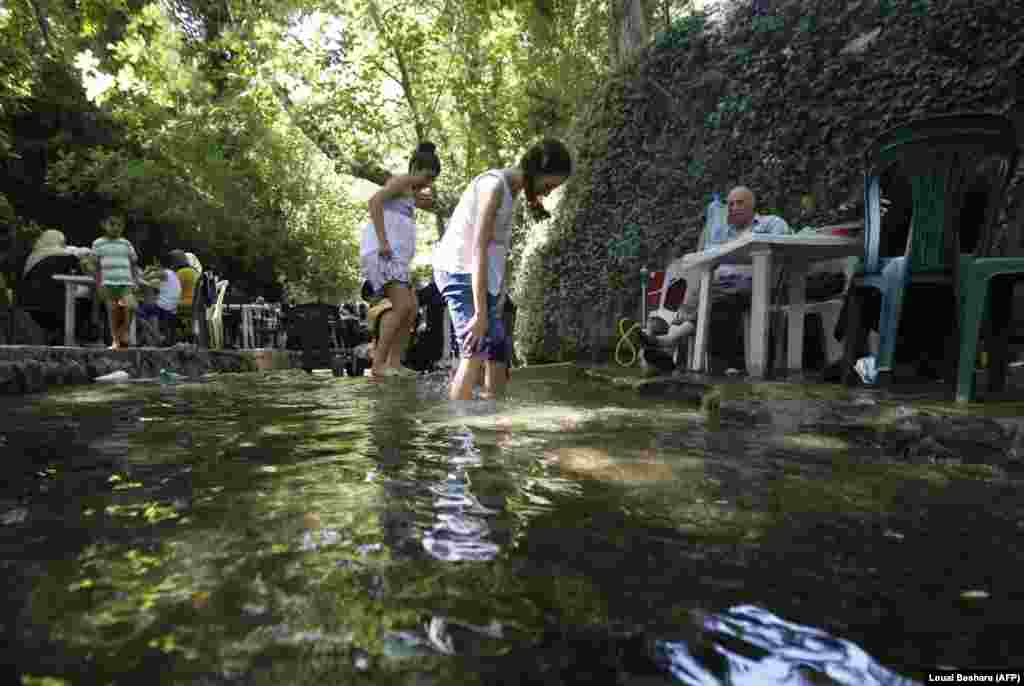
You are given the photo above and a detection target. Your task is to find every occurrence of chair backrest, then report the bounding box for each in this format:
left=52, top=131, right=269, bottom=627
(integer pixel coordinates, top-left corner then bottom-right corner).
left=213, top=280, right=229, bottom=309
left=862, top=113, right=1019, bottom=274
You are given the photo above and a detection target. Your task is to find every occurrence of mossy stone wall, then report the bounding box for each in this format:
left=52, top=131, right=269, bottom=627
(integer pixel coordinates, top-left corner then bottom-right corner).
left=513, top=0, right=1024, bottom=363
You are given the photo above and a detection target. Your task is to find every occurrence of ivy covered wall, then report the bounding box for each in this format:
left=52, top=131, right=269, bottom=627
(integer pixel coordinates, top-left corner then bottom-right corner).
left=512, top=0, right=1024, bottom=363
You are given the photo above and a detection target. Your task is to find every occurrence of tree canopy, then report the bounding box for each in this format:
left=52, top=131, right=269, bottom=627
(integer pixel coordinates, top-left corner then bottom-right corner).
left=2, top=0, right=680, bottom=301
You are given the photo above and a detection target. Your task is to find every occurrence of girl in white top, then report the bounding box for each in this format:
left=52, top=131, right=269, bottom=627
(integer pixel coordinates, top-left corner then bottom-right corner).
left=361, top=142, right=441, bottom=378
left=433, top=139, right=572, bottom=400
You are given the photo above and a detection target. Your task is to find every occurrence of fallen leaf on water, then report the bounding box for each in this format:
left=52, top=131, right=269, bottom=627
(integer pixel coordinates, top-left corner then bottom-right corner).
left=191, top=591, right=211, bottom=610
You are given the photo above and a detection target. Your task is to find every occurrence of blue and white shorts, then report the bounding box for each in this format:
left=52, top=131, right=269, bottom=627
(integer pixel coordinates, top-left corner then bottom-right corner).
left=434, top=270, right=510, bottom=363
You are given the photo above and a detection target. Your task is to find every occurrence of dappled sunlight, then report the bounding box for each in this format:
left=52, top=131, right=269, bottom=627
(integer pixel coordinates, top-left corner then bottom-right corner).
left=778, top=432, right=851, bottom=452
left=543, top=445, right=677, bottom=484
left=419, top=401, right=705, bottom=437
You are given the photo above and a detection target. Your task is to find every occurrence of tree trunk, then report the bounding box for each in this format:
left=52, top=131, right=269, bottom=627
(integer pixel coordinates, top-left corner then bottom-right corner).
left=609, top=0, right=655, bottom=68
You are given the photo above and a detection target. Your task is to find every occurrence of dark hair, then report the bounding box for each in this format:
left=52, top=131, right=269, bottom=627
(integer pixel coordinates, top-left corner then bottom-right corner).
left=408, top=141, right=441, bottom=177
left=520, top=139, right=572, bottom=220
left=168, top=249, right=190, bottom=270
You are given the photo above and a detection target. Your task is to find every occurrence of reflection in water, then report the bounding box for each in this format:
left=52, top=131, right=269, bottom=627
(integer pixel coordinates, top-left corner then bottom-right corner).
left=656, top=605, right=921, bottom=686
left=421, top=427, right=501, bottom=562
left=376, top=604, right=920, bottom=685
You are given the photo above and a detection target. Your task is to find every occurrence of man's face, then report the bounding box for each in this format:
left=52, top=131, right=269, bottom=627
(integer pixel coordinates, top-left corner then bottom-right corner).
left=727, top=190, right=755, bottom=229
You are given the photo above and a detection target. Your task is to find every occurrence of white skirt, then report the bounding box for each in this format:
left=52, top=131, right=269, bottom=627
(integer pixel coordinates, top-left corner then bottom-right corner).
left=361, top=252, right=412, bottom=295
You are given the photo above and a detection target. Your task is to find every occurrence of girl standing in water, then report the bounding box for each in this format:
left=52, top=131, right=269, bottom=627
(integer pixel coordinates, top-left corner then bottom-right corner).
left=361, top=142, right=442, bottom=378
left=433, top=139, right=572, bottom=400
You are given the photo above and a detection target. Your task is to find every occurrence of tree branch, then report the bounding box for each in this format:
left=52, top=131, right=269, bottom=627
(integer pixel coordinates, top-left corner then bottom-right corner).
left=26, top=0, right=51, bottom=50
left=271, top=82, right=455, bottom=230
left=367, top=0, right=426, bottom=142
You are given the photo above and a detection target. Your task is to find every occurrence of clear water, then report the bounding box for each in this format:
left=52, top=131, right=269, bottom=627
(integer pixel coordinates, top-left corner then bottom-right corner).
left=1, top=368, right=1021, bottom=685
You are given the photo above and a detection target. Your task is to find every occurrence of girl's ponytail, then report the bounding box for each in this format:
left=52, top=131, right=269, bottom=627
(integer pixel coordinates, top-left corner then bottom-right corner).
left=408, top=142, right=441, bottom=177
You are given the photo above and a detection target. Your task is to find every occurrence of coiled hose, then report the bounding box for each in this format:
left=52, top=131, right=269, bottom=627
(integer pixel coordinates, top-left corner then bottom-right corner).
left=614, top=318, right=643, bottom=367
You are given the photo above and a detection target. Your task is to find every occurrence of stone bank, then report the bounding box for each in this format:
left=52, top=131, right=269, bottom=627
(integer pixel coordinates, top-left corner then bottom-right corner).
left=0, top=346, right=303, bottom=395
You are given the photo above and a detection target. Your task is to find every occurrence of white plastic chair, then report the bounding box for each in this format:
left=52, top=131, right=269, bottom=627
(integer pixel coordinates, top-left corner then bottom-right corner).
left=206, top=280, right=229, bottom=350
left=738, top=299, right=845, bottom=372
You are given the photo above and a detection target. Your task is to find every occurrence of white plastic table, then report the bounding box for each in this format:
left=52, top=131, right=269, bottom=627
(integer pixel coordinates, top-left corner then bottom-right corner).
left=679, top=233, right=862, bottom=378
left=53, top=274, right=136, bottom=347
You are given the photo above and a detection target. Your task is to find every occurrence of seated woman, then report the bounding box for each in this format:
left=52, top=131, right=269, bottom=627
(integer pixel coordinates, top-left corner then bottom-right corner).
left=168, top=249, right=201, bottom=341
left=20, top=230, right=94, bottom=344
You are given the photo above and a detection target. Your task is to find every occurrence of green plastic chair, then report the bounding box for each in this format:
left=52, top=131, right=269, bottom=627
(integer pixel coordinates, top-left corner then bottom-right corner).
left=843, top=114, right=1019, bottom=387
left=955, top=130, right=1022, bottom=401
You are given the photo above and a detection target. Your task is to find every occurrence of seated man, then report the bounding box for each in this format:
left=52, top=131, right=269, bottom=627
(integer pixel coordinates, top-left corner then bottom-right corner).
left=642, top=185, right=790, bottom=372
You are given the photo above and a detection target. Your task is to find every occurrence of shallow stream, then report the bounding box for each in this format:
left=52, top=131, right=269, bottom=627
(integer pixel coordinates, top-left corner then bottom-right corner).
left=1, top=367, right=1021, bottom=685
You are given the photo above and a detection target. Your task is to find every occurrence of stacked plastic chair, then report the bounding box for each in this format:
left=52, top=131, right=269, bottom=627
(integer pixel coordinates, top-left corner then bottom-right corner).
left=841, top=113, right=1019, bottom=397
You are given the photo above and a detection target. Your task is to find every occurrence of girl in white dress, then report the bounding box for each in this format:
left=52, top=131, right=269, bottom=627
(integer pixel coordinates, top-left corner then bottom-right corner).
left=433, top=139, right=572, bottom=400
left=361, top=142, right=441, bottom=377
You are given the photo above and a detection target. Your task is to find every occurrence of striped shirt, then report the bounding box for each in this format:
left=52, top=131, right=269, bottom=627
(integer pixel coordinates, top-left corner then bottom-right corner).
left=92, top=237, right=138, bottom=287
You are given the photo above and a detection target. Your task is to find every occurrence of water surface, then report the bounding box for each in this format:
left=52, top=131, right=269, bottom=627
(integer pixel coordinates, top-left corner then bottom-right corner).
left=1, top=369, right=1021, bottom=685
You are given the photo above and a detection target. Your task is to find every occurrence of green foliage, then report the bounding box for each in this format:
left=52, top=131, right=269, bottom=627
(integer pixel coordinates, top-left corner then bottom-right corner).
left=705, top=94, right=752, bottom=129
left=751, top=14, right=785, bottom=34
left=910, top=0, right=932, bottom=16
left=653, top=11, right=707, bottom=52
left=606, top=223, right=642, bottom=260
left=3, top=0, right=617, bottom=302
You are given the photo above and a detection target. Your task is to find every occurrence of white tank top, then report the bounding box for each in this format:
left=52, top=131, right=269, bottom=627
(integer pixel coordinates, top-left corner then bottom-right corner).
left=432, top=170, right=515, bottom=296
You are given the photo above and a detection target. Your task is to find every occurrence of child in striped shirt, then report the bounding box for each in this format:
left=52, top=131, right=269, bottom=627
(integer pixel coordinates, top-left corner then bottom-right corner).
left=92, top=215, right=140, bottom=350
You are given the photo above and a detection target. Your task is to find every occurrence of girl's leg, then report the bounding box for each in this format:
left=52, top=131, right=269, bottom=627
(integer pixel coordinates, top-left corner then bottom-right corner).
left=372, top=300, right=403, bottom=377
left=481, top=361, right=508, bottom=400
left=385, top=286, right=417, bottom=369
left=120, top=305, right=135, bottom=347
left=450, top=357, right=485, bottom=400
left=109, top=304, right=124, bottom=349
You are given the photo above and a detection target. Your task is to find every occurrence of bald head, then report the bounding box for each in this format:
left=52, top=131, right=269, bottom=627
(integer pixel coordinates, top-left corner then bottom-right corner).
left=727, top=186, right=756, bottom=229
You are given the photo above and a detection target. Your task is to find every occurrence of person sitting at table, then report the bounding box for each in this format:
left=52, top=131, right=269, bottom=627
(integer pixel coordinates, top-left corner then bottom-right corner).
left=136, top=256, right=182, bottom=346
left=168, top=250, right=197, bottom=313
left=20, top=229, right=94, bottom=344
left=642, top=186, right=790, bottom=370
left=168, top=249, right=206, bottom=343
